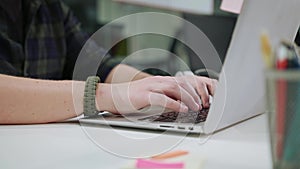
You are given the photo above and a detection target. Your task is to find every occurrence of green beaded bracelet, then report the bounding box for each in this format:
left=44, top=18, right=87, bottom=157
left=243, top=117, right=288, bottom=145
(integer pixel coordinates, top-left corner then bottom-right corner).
left=83, top=76, right=100, bottom=116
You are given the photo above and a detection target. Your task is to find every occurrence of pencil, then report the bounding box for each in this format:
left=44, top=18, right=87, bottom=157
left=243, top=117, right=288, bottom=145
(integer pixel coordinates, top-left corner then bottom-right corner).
left=260, top=33, right=273, bottom=69
left=151, top=150, right=189, bottom=160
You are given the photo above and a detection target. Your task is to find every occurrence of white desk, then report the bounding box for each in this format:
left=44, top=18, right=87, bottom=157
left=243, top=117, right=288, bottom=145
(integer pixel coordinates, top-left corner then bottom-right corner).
left=0, top=114, right=272, bottom=169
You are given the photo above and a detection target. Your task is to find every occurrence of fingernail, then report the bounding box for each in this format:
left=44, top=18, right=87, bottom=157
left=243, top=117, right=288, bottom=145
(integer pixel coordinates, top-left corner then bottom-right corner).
left=182, top=105, right=188, bottom=112
left=205, top=103, right=210, bottom=107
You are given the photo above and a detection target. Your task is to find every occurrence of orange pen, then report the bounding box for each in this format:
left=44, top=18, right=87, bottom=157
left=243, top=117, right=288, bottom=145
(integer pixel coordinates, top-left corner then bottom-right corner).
left=151, top=150, right=189, bottom=160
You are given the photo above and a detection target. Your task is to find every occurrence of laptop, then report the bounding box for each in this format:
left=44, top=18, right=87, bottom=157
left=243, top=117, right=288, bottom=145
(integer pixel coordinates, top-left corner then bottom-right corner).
left=80, top=0, right=300, bottom=134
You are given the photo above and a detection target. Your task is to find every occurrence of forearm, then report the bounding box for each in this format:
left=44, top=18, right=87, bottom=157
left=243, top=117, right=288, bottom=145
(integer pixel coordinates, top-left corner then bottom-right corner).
left=0, top=74, right=85, bottom=124
left=105, top=64, right=151, bottom=83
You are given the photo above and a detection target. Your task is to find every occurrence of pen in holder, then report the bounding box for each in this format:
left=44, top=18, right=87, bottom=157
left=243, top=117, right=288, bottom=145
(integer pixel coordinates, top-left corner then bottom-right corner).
left=262, top=36, right=300, bottom=169
left=265, top=70, right=300, bottom=169
left=261, top=34, right=300, bottom=169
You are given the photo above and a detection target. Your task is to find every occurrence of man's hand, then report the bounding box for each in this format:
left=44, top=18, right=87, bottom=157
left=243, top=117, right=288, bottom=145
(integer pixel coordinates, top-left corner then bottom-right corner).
left=96, top=76, right=217, bottom=114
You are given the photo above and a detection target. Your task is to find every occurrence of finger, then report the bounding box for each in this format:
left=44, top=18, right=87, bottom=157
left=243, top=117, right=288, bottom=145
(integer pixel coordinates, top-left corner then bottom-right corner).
left=195, top=82, right=210, bottom=108
left=160, top=83, right=199, bottom=111
left=148, top=93, right=188, bottom=112
left=177, top=85, right=200, bottom=111
left=197, top=77, right=217, bottom=96
left=177, top=79, right=202, bottom=110
left=207, top=79, right=218, bottom=95
left=150, top=77, right=199, bottom=111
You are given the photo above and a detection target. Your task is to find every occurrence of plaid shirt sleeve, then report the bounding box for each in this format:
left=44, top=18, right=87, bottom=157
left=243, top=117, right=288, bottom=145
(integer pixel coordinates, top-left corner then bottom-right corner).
left=0, top=0, right=118, bottom=81
left=61, top=1, right=122, bottom=82
left=58, top=1, right=120, bottom=81
left=60, top=1, right=89, bottom=80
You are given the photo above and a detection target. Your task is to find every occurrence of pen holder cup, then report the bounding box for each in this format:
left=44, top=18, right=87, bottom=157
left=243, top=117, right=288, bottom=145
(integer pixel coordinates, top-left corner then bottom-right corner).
left=265, top=70, right=300, bottom=169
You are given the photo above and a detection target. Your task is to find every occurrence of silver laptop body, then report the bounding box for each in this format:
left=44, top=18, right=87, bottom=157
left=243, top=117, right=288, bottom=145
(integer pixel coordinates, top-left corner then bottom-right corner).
left=80, top=0, right=300, bottom=134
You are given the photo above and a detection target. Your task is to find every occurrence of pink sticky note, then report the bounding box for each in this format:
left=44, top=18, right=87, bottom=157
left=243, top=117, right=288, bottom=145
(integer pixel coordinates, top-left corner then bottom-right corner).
left=220, top=0, right=244, bottom=14
left=136, top=159, right=184, bottom=169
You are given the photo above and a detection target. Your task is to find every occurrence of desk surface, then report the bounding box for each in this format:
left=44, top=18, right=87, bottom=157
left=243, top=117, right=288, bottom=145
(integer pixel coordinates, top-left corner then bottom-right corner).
left=0, top=114, right=272, bottom=169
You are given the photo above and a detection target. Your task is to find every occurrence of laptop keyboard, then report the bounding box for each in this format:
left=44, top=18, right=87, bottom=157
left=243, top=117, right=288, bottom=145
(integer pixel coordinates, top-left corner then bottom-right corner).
left=138, top=108, right=209, bottom=124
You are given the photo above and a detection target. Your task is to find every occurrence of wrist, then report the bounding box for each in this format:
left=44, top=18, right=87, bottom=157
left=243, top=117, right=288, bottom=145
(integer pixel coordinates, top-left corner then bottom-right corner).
left=95, top=83, right=116, bottom=113
left=95, top=83, right=101, bottom=111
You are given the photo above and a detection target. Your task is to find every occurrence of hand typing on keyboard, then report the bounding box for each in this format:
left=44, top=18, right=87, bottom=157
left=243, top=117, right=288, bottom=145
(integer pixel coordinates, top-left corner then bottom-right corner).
left=101, top=75, right=216, bottom=115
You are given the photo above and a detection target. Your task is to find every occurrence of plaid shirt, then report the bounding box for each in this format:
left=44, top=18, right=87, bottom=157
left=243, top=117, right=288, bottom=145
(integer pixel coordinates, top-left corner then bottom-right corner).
left=0, top=0, right=115, bottom=80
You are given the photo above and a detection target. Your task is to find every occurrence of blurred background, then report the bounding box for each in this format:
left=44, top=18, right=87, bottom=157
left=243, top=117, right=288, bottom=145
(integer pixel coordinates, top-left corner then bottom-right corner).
left=62, top=0, right=300, bottom=76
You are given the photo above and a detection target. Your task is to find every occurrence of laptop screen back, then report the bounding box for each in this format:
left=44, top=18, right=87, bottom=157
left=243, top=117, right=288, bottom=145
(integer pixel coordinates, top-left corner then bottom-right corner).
left=204, top=0, right=300, bottom=134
